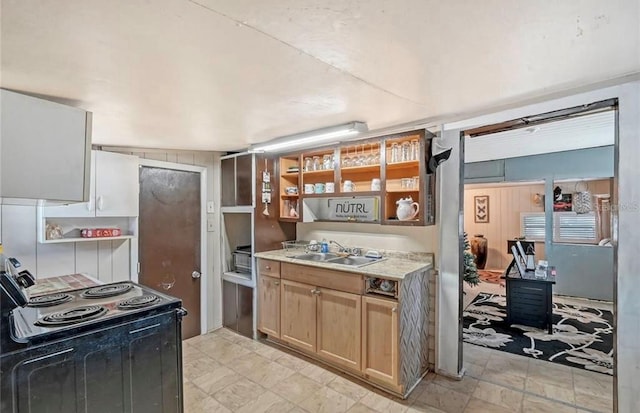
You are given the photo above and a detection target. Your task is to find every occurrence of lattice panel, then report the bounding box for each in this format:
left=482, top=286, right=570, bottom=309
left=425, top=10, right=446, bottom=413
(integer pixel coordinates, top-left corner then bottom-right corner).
left=398, top=269, right=430, bottom=392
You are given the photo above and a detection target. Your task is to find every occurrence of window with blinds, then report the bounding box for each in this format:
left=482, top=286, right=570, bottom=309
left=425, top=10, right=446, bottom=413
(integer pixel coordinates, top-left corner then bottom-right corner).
left=553, top=212, right=598, bottom=243
left=521, top=212, right=546, bottom=241
left=520, top=211, right=599, bottom=244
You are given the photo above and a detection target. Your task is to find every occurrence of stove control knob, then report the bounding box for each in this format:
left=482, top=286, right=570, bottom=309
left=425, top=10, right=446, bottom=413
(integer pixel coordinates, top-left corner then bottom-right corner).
left=191, top=271, right=201, bottom=279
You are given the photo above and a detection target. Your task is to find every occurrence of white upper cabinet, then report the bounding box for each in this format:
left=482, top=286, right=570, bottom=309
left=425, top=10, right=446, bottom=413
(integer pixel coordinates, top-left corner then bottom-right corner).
left=44, top=150, right=139, bottom=218
left=0, top=89, right=91, bottom=202
left=94, top=151, right=139, bottom=217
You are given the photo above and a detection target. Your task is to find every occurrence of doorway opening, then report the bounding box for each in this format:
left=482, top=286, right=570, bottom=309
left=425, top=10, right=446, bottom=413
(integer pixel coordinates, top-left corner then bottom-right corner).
left=459, top=104, right=616, bottom=412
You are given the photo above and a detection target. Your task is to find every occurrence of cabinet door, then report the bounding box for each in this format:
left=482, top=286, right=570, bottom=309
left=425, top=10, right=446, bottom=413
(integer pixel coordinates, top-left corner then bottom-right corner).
left=43, top=150, right=96, bottom=217
left=362, top=296, right=399, bottom=387
left=280, top=279, right=317, bottom=352
left=235, top=154, right=252, bottom=206
left=125, top=313, right=181, bottom=413
left=258, top=275, right=281, bottom=337
left=7, top=346, right=79, bottom=413
left=222, top=280, right=238, bottom=330
left=1, top=89, right=91, bottom=202
left=221, top=157, right=236, bottom=207
left=95, top=151, right=139, bottom=217
left=316, top=288, right=361, bottom=371
left=237, top=284, right=254, bottom=338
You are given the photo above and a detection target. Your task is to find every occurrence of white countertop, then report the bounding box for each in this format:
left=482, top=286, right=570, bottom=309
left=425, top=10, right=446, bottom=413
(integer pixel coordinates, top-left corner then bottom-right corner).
left=254, top=249, right=433, bottom=280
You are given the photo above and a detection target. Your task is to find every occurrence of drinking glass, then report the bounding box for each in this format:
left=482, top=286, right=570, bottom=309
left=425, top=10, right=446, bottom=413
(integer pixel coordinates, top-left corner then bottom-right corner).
left=373, top=143, right=381, bottom=164
left=401, top=142, right=411, bottom=162
left=390, top=143, right=400, bottom=163
left=304, top=157, right=313, bottom=172
left=357, top=144, right=367, bottom=166
left=323, top=154, right=332, bottom=170
left=312, top=155, right=321, bottom=171
left=365, top=143, right=375, bottom=165
left=410, top=139, right=419, bottom=161
left=342, top=147, right=352, bottom=167
left=352, top=146, right=361, bottom=167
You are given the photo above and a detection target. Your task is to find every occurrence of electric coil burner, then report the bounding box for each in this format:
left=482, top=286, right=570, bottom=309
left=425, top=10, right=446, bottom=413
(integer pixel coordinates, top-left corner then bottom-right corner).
left=80, top=282, right=133, bottom=298
left=27, top=292, right=72, bottom=307
left=35, top=305, right=108, bottom=326
left=118, top=294, right=160, bottom=310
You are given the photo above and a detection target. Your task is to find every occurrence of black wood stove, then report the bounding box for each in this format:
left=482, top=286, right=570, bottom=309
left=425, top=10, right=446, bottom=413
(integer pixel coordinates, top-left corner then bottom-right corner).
left=1, top=266, right=186, bottom=413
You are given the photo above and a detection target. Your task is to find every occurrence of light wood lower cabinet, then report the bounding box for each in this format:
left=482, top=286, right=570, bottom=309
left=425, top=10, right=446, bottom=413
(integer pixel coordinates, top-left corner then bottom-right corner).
left=316, top=288, right=361, bottom=371
left=362, top=296, right=399, bottom=388
left=257, top=259, right=429, bottom=398
left=257, top=275, right=281, bottom=337
left=280, top=279, right=317, bottom=353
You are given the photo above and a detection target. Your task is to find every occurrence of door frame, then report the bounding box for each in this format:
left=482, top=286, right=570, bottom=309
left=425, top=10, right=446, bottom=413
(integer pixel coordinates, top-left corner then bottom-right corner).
left=136, top=158, right=208, bottom=335
left=437, top=79, right=639, bottom=410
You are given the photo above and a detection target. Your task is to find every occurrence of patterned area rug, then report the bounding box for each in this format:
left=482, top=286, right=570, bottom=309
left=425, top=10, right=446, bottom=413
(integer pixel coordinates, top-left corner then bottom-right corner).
left=463, top=292, right=613, bottom=375
left=478, top=270, right=504, bottom=284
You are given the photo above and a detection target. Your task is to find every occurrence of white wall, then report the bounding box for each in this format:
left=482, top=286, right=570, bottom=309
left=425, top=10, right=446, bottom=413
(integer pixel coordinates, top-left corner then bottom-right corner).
left=1, top=203, right=132, bottom=283
left=297, top=221, right=438, bottom=256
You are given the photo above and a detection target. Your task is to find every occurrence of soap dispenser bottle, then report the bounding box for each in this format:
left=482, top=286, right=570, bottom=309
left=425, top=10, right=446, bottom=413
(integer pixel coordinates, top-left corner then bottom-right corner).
left=321, top=239, right=329, bottom=253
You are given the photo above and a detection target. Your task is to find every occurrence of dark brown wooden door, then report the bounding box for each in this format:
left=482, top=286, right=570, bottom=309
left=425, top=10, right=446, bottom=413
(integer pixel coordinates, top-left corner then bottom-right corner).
left=139, top=166, right=201, bottom=339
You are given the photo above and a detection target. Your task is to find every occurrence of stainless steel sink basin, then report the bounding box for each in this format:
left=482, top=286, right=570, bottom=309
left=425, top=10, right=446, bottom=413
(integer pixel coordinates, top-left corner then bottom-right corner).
left=290, top=253, right=341, bottom=262
left=327, top=256, right=383, bottom=267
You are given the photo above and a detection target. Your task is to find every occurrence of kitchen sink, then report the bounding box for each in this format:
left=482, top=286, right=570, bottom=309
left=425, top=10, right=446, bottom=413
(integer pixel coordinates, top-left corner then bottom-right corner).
left=290, top=252, right=385, bottom=267
left=327, top=256, right=383, bottom=267
left=290, top=253, right=341, bottom=261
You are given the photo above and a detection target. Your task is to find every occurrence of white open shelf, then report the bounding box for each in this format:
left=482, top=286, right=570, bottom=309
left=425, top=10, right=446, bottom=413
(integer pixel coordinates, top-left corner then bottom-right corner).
left=40, top=235, right=135, bottom=244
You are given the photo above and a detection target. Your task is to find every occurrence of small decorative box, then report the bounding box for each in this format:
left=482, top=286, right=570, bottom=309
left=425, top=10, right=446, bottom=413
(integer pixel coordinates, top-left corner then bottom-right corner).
left=81, top=228, right=122, bottom=238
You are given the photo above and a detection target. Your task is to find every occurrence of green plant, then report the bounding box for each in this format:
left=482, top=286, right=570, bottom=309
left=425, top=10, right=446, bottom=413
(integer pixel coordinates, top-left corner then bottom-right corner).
left=463, top=232, right=480, bottom=287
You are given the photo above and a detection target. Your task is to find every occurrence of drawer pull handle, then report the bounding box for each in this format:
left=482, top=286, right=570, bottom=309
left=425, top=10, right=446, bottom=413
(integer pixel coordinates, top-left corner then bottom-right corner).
left=24, top=348, right=74, bottom=364
left=265, top=265, right=271, bottom=270
left=129, top=323, right=161, bottom=334
left=392, top=307, right=397, bottom=313
left=274, top=281, right=280, bottom=286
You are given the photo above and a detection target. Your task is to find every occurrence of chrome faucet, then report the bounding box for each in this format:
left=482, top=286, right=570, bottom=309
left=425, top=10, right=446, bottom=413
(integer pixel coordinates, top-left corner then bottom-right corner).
left=329, top=240, right=348, bottom=253
left=329, top=241, right=362, bottom=256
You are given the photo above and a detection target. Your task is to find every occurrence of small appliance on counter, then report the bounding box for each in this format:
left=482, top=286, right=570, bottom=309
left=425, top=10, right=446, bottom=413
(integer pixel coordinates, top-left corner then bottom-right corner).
left=233, top=245, right=252, bottom=274
left=1, top=260, right=187, bottom=413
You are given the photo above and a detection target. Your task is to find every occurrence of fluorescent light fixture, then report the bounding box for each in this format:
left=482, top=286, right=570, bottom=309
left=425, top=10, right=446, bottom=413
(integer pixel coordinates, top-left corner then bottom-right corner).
left=249, top=121, right=368, bottom=153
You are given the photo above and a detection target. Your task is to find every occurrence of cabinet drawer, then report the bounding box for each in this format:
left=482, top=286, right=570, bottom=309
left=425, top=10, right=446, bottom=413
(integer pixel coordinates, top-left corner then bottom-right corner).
left=258, top=259, right=281, bottom=278
left=281, top=263, right=363, bottom=295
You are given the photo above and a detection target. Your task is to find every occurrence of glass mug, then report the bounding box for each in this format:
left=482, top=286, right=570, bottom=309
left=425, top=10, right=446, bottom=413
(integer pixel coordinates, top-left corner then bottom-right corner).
left=343, top=180, right=356, bottom=192
left=370, top=178, right=381, bottom=191
left=401, top=178, right=413, bottom=189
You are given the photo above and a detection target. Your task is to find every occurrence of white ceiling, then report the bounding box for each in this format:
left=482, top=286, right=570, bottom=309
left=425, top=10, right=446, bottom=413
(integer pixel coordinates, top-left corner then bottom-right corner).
left=1, top=0, right=638, bottom=151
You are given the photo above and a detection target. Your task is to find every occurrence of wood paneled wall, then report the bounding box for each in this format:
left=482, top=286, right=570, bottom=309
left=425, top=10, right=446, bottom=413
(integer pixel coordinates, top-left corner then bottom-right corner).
left=464, top=183, right=545, bottom=270
left=464, top=179, right=611, bottom=270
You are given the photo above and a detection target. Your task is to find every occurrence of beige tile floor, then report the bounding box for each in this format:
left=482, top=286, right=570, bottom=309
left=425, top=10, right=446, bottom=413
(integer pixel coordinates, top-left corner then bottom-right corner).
left=183, top=328, right=613, bottom=413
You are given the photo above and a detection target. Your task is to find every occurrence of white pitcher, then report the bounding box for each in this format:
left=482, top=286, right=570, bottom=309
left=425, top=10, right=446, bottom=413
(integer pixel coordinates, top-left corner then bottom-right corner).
left=396, top=197, right=419, bottom=220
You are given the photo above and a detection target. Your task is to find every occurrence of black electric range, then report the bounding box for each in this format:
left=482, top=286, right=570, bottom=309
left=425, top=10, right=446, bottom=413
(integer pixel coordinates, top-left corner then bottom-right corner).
left=9, top=281, right=182, bottom=346
left=1, top=277, right=186, bottom=413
